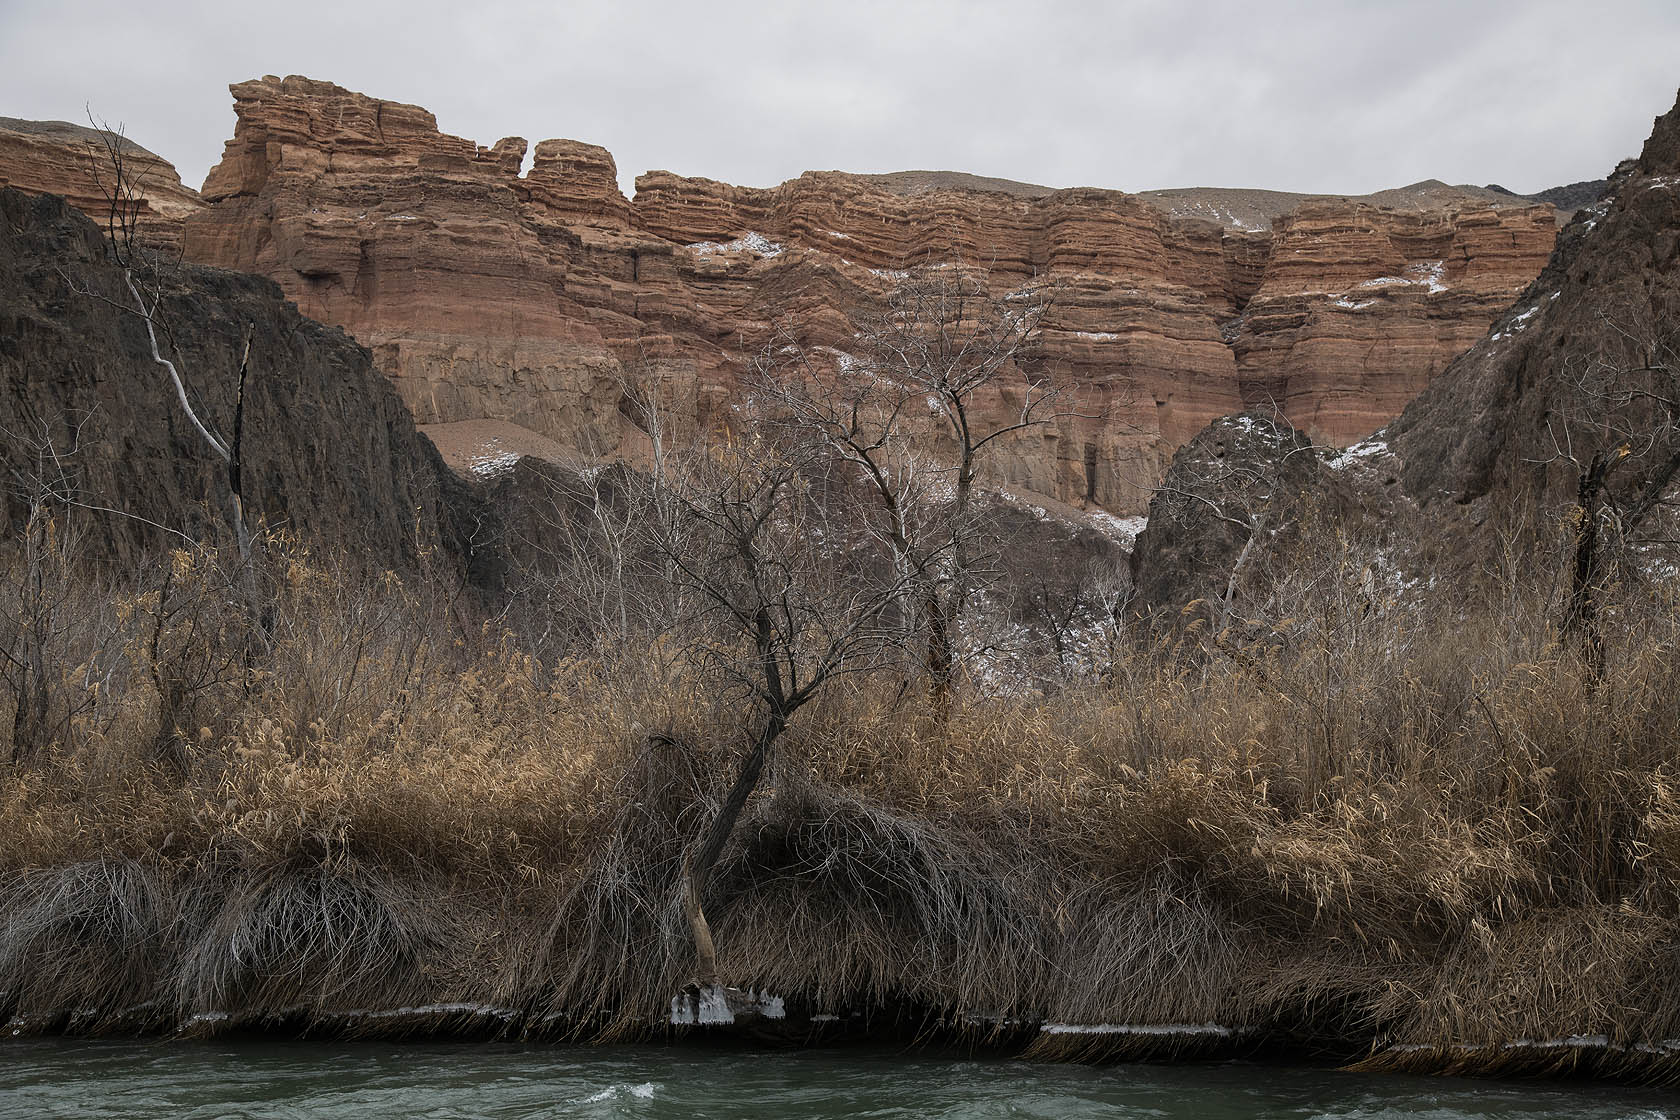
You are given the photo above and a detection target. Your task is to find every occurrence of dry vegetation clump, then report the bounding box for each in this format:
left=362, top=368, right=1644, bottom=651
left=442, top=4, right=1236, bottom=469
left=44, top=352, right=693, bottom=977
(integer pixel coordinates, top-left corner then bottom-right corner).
left=0, top=530, right=1678, bottom=1080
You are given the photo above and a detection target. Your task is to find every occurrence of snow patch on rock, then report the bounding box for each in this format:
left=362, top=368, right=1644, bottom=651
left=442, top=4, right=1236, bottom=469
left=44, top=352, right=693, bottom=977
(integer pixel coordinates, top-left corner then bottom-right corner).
left=1490, top=302, right=1544, bottom=342
left=1087, top=511, right=1148, bottom=546
left=1329, top=436, right=1388, bottom=470
left=467, top=441, right=521, bottom=477
left=1408, top=260, right=1448, bottom=293
left=811, top=345, right=863, bottom=373
left=688, top=232, right=785, bottom=259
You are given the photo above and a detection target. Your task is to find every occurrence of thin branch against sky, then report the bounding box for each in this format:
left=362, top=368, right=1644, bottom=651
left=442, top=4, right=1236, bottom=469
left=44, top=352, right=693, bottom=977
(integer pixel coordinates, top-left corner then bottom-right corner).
left=1, top=0, right=1677, bottom=198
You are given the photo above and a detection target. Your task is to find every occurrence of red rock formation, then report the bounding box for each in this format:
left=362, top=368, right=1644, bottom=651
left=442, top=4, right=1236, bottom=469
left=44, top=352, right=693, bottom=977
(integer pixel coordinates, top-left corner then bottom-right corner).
left=0, top=116, right=202, bottom=251
left=0, top=76, right=1560, bottom=513
left=185, top=76, right=642, bottom=460
left=1230, top=200, right=1557, bottom=443
left=637, top=180, right=1260, bottom=507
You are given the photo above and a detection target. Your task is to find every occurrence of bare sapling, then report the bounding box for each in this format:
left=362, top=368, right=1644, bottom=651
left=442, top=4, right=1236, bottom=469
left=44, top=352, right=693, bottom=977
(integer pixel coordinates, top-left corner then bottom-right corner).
left=75, top=116, right=268, bottom=642
left=1532, top=300, right=1680, bottom=673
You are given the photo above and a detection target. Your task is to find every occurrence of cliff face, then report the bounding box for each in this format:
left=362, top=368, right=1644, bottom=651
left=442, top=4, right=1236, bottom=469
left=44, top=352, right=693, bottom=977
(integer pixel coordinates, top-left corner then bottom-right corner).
left=0, top=117, right=203, bottom=252
left=0, top=188, right=470, bottom=575
left=607, top=162, right=1551, bottom=463
left=2, top=76, right=1559, bottom=514
left=184, top=77, right=639, bottom=480
left=170, top=77, right=1233, bottom=511
left=1391, top=90, right=1680, bottom=508
left=1230, top=199, right=1558, bottom=443
left=1127, top=89, right=1680, bottom=622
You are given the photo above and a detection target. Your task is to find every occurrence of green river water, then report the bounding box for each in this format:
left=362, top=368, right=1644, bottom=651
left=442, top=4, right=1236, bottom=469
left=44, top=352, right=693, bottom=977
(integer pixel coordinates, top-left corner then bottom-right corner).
left=0, top=1041, right=1672, bottom=1119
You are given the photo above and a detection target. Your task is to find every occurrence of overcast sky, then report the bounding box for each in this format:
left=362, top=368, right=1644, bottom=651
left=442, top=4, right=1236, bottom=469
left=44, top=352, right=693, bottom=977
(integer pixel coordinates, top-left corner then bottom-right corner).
left=2, top=0, right=1678, bottom=199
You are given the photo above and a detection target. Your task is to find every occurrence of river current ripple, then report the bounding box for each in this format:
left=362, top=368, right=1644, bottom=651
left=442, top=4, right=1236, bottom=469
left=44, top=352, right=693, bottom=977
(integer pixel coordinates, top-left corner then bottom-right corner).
left=0, top=1040, right=1672, bottom=1119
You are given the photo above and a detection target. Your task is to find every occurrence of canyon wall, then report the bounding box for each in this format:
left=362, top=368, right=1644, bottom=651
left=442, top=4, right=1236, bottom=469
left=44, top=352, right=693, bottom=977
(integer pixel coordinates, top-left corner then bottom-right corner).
left=0, top=187, right=470, bottom=575
left=1129, top=87, right=1680, bottom=623
left=0, top=116, right=203, bottom=252
left=1229, top=200, right=1560, bottom=439
left=2, top=77, right=1559, bottom=514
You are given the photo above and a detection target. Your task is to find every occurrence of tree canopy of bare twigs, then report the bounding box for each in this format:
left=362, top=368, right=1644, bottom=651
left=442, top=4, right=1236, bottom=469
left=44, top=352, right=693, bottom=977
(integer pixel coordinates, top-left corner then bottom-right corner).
left=749, top=265, right=1065, bottom=708
left=532, top=268, right=1067, bottom=997
left=608, top=373, right=917, bottom=992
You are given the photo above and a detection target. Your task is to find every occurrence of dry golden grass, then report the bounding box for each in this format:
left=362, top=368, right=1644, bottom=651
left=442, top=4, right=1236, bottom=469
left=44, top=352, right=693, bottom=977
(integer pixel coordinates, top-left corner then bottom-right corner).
left=0, top=537, right=1677, bottom=1080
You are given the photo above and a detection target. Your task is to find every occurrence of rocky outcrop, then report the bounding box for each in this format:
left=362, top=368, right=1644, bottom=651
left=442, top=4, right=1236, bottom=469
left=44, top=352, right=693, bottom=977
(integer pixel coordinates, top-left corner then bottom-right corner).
left=1391, top=93, right=1680, bottom=511
left=1486, top=178, right=1615, bottom=222
left=0, top=76, right=1561, bottom=515
left=1128, top=88, right=1680, bottom=621
left=1127, top=413, right=1341, bottom=620
left=0, top=117, right=203, bottom=252
left=0, top=188, right=470, bottom=575
left=183, top=77, right=658, bottom=472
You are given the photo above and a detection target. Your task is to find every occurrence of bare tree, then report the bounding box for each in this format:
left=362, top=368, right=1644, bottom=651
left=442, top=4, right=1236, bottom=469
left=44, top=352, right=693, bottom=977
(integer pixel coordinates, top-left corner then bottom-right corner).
left=1013, top=557, right=1133, bottom=684
left=0, top=415, right=86, bottom=760
left=501, top=459, right=674, bottom=660
left=71, top=115, right=266, bottom=635
left=608, top=376, right=919, bottom=1001
left=0, top=402, right=270, bottom=769
left=751, top=266, right=1063, bottom=710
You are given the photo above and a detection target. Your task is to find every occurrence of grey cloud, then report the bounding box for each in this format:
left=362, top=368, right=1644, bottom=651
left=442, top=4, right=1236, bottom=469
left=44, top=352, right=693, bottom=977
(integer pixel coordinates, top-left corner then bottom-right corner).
left=1, top=0, right=1676, bottom=198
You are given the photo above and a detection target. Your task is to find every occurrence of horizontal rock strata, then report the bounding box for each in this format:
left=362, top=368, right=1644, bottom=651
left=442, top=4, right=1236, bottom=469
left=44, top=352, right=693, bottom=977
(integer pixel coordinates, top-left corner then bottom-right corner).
left=0, top=116, right=203, bottom=252
left=1, top=76, right=1559, bottom=513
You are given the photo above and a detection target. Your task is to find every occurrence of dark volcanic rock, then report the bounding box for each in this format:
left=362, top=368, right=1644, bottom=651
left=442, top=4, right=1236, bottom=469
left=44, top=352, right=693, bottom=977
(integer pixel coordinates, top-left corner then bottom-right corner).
left=1392, top=91, right=1680, bottom=509
left=1487, top=178, right=1614, bottom=218
left=1129, top=413, right=1335, bottom=620
left=1130, top=89, right=1680, bottom=623
left=0, top=188, right=474, bottom=574
left=1524, top=179, right=1614, bottom=213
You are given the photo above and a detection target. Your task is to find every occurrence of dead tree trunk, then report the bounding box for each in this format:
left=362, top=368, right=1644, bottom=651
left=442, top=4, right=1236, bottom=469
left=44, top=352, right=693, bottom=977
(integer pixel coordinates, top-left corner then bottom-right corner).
left=681, top=603, right=794, bottom=986
left=1563, top=449, right=1617, bottom=676
left=680, top=706, right=786, bottom=986
left=921, top=581, right=955, bottom=719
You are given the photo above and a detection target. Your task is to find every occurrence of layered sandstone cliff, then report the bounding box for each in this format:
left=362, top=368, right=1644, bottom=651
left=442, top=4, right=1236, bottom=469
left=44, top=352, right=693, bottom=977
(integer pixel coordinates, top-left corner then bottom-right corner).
left=0, top=76, right=1559, bottom=514
left=184, top=77, right=640, bottom=471
left=1228, top=199, right=1559, bottom=441
left=0, top=117, right=203, bottom=252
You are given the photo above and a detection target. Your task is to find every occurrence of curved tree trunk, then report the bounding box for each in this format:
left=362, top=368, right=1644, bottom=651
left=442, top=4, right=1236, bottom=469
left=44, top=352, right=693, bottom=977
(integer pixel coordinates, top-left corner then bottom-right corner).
left=682, top=709, right=785, bottom=985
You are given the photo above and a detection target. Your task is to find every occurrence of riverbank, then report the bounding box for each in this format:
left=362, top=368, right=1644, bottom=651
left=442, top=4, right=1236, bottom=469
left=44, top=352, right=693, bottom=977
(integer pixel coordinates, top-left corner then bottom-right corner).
left=3, top=547, right=1679, bottom=1083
